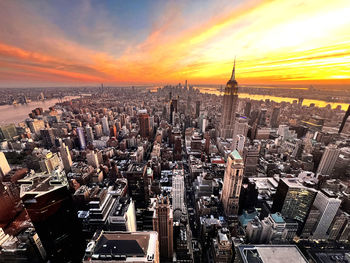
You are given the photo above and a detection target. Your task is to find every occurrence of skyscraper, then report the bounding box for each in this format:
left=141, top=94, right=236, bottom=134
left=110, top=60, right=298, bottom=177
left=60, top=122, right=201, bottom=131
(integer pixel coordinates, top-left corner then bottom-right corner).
left=86, top=151, right=100, bottom=168
left=19, top=170, right=85, bottom=262
left=312, top=190, right=341, bottom=240
left=77, top=127, right=86, bottom=150
left=139, top=110, right=151, bottom=138
left=85, top=124, right=94, bottom=143
left=101, top=116, right=109, bottom=136
left=272, top=178, right=317, bottom=233
left=221, top=150, right=244, bottom=216
left=195, top=101, right=200, bottom=118
left=244, top=101, right=251, bottom=118
left=0, top=124, right=17, bottom=140
left=170, top=98, right=178, bottom=124
left=187, top=96, right=192, bottom=116
left=172, top=170, right=185, bottom=220
left=0, top=152, right=11, bottom=177
left=153, top=195, right=173, bottom=260
left=59, top=143, right=72, bottom=173
left=219, top=61, right=239, bottom=138
left=270, top=107, right=280, bottom=128
left=94, top=124, right=103, bottom=138
left=317, top=144, right=340, bottom=175
left=40, top=129, right=55, bottom=149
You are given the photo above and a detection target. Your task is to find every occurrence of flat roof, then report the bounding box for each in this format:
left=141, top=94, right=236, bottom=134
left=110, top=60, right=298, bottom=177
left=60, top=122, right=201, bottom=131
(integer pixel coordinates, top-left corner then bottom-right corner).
left=230, top=150, right=242, bottom=160
left=239, top=245, right=308, bottom=263
left=270, top=213, right=285, bottom=224
left=85, top=231, right=158, bottom=262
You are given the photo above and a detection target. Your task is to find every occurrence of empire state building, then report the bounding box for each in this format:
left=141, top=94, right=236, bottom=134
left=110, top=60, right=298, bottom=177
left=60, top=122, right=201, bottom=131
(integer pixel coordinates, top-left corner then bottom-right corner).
left=219, top=61, right=239, bottom=139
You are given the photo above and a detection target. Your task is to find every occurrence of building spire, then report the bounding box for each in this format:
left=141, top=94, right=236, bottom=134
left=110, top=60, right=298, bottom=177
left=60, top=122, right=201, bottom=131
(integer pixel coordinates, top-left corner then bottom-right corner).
left=230, top=57, right=236, bottom=81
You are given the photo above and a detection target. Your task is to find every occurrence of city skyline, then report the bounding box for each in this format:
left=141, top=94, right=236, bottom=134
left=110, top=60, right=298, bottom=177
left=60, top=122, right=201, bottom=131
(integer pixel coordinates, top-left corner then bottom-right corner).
left=0, top=0, right=350, bottom=87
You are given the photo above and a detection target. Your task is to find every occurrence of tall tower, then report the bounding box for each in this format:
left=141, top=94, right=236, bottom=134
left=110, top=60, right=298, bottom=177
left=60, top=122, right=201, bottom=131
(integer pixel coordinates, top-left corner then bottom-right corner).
left=272, top=178, right=317, bottom=234
left=220, top=60, right=239, bottom=138
left=40, top=129, right=55, bottom=149
left=195, top=101, right=200, bottom=118
left=339, top=105, right=350, bottom=133
left=312, top=190, right=341, bottom=239
left=101, top=116, right=109, bottom=136
left=317, top=144, right=340, bottom=175
left=270, top=107, right=280, bottom=128
left=59, top=143, right=72, bottom=173
left=85, top=124, right=94, bottom=143
left=172, top=171, right=185, bottom=220
left=0, top=152, right=11, bottom=178
left=153, top=195, right=173, bottom=260
left=221, top=150, right=244, bottom=216
left=76, top=127, right=86, bottom=150
left=139, top=110, right=151, bottom=138
left=19, top=171, right=85, bottom=262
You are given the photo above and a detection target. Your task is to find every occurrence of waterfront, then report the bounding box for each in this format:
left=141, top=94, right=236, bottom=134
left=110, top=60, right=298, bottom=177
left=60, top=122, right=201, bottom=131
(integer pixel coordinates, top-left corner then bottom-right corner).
left=0, top=97, right=78, bottom=125
left=196, top=86, right=349, bottom=111
left=149, top=86, right=349, bottom=110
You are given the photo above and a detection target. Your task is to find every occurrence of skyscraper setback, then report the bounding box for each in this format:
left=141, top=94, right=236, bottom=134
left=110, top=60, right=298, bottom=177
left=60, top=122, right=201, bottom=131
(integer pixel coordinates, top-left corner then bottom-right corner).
left=221, top=150, right=244, bottom=216
left=153, top=196, right=173, bottom=260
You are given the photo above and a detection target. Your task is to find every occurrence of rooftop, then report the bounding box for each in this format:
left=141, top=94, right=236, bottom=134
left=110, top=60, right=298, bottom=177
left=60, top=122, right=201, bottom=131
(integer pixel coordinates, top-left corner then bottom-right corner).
left=229, top=150, right=242, bottom=160
left=238, top=245, right=308, bottom=263
left=84, top=231, right=158, bottom=262
left=270, top=213, right=285, bottom=224
left=18, top=170, right=68, bottom=198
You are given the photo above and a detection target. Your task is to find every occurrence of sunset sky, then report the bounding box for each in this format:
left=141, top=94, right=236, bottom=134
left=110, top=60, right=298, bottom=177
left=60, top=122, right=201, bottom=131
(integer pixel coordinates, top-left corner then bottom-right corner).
left=0, top=0, right=350, bottom=87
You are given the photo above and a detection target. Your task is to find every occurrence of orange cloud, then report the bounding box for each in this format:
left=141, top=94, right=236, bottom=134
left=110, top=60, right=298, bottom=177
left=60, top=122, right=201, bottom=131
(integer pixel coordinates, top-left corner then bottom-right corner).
left=0, top=0, right=349, bottom=86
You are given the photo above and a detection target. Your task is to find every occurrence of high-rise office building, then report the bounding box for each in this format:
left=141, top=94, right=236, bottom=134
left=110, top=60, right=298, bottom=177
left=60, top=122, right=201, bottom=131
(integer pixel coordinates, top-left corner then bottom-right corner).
left=328, top=210, right=350, bottom=241
left=94, top=124, right=103, bottom=138
left=39, top=152, right=61, bottom=174
left=312, top=190, right=341, bottom=240
left=219, top=61, right=239, bottom=138
left=59, top=143, right=72, bottom=173
left=272, top=178, right=317, bottom=233
left=172, top=170, right=185, bottom=220
left=195, top=101, right=200, bottom=118
left=0, top=124, right=17, bottom=140
left=19, top=170, right=85, bottom=262
left=270, top=107, right=280, bottom=128
left=243, top=143, right=260, bottom=177
left=101, top=116, right=110, bottom=136
left=301, top=206, right=320, bottom=238
left=139, top=110, right=151, bottom=138
left=27, top=119, right=45, bottom=135
left=77, top=127, right=86, bottom=150
left=211, top=228, right=233, bottom=262
left=232, top=116, right=248, bottom=151
left=257, top=109, right=267, bottom=126
left=40, top=129, right=55, bottom=149
left=317, top=144, right=340, bottom=175
left=0, top=152, right=11, bottom=177
left=108, top=197, right=137, bottom=232
left=85, top=124, right=94, bottom=143
left=86, top=151, right=100, bottom=168
left=221, top=150, right=244, bottom=216
left=187, top=96, right=192, bottom=116
left=173, top=136, right=182, bottom=161
left=244, top=101, right=251, bottom=118
left=152, top=196, right=173, bottom=260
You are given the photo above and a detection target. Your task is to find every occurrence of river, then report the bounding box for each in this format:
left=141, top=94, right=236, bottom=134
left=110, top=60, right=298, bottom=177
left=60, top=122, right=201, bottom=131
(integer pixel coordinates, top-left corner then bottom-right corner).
left=149, top=86, right=349, bottom=110
left=0, top=96, right=78, bottom=125
left=195, top=86, right=349, bottom=110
